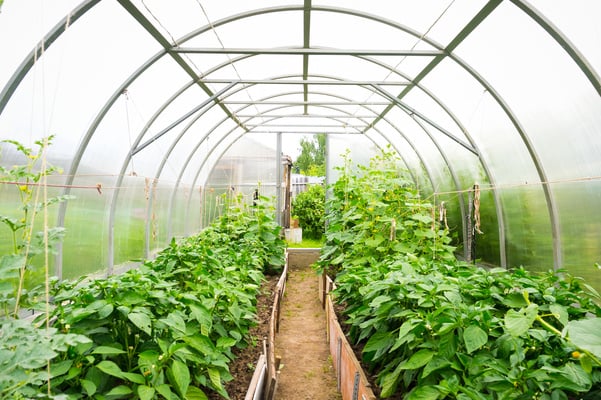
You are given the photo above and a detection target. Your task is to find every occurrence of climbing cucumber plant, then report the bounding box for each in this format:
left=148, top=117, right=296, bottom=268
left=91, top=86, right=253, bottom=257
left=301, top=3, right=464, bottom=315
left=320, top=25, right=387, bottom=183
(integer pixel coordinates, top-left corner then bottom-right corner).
left=318, top=150, right=601, bottom=399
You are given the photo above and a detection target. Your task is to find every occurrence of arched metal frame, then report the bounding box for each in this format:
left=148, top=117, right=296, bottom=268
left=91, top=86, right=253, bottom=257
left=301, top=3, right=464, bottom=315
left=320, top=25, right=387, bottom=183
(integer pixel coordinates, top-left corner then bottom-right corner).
left=0, top=0, right=598, bottom=275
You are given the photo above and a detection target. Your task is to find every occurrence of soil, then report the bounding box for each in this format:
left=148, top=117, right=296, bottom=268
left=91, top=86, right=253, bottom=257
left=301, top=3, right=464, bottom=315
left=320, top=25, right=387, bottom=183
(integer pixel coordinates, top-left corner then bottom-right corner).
left=208, top=249, right=341, bottom=400
left=274, top=264, right=341, bottom=400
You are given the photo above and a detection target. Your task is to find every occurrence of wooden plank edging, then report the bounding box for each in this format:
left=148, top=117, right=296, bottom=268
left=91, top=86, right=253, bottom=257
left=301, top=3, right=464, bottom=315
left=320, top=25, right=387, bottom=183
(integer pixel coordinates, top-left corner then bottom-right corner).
left=326, top=287, right=376, bottom=400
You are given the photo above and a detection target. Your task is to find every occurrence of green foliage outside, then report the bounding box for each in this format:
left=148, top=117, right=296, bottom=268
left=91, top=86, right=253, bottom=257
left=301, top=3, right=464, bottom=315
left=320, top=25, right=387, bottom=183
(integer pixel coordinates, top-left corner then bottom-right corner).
left=294, top=133, right=326, bottom=176
left=291, top=183, right=325, bottom=240
left=1, top=193, right=286, bottom=399
left=318, top=149, right=601, bottom=399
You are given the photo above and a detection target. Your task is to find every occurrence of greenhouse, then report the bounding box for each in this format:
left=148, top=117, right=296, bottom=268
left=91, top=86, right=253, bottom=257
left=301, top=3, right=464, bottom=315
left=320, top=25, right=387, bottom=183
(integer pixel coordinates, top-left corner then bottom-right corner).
left=1, top=1, right=601, bottom=399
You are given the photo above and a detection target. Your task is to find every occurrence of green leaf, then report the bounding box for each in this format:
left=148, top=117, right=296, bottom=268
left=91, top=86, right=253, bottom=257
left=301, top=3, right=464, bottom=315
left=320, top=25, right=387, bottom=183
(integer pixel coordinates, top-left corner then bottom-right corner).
left=50, top=360, right=73, bottom=378
left=566, top=318, right=601, bottom=359
left=0, top=215, right=25, bottom=233
left=156, top=384, right=174, bottom=399
left=128, top=312, right=152, bottom=336
left=168, top=359, right=190, bottom=397
left=80, top=379, right=97, bottom=396
left=208, top=367, right=223, bottom=391
left=96, top=360, right=124, bottom=378
left=550, top=304, right=568, bottom=326
left=545, top=363, right=592, bottom=392
left=186, top=386, right=208, bottom=400
left=364, top=331, right=394, bottom=354
left=504, top=304, right=538, bottom=337
left=121, top=372, right=146, bottom=384
left=580, top=353, right=593, bottom=373
left=105, top=385, right=133, bottom=397
left=137, top=386, right=155, bottom=400
left=161, top=312, right=187, bottom=334
left=216, top=336, right=237, bottom=349
left=379, top=365, right=403, bottom=398
left=406, top=385, right=440, bottom=400
left=463, top=325, right=488, bottom=354
left=422, top=355, right=451, bottom=378
left=92, top=346, right=126, bottom=355
left=502, top=292, right=528, bottom=308
left=399, top=349, right=435, bottom=370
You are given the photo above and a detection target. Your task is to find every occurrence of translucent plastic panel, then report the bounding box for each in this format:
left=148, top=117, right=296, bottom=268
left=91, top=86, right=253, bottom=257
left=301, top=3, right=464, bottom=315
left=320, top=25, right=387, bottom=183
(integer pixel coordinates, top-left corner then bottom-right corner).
left=112, top=176, right=148, bottom=266
left=554, top=181, right=601, bottom=284
left=459, top=2, right=601, bottom=182
left=194, top=10, right=301, bottom=48
left=201, top=133, right=277, bottom=226
left=310, top=8, right=437, bottom=50
left=61, top=189, right=109, bottom=278
left=309, top=55, right=406, bottom=84
left=0, top=154, right=67, bottom=280
left=0, top=1, right=162, bottom=168
left=129, top=0, right=208, bottom=42
left=146, top=183, right=175, bottom=251
left=178, top=0, right=299, bottom=25
left=0, top=0, right=83, bottom=89
left=314, top=0, right=471, bottom=41
left=401, top=89, right=471, bottom=146
left=385, top=107, right=448, bottom=189
left=500, top=186, right=554, bottom=272
left=327, top=134, right=380, bottom=184
left=426, top=2, right=492, bottom=46
left=432, top=132, right=501, bottom=264
left=529, top=0, right=601, bottom=72
left=368, top=120, right=432, bottom=192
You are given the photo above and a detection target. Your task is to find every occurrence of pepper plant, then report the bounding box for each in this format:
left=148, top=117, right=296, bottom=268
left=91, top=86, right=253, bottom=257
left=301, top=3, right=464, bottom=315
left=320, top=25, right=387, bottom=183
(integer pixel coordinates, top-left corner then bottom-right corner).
left=319, top=150, right=601, bottom=399
left=37, top=193, right=284, bottom=399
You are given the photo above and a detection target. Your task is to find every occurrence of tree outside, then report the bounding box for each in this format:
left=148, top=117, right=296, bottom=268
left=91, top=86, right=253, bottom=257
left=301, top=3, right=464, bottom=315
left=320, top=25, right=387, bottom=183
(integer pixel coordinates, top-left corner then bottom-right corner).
left=294, top=134, right=325, bottom=176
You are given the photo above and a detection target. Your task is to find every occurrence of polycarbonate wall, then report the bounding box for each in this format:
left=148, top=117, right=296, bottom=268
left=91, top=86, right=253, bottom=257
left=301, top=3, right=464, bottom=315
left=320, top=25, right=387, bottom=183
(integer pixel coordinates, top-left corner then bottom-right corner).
left=0, top=1, right=600, bottom=289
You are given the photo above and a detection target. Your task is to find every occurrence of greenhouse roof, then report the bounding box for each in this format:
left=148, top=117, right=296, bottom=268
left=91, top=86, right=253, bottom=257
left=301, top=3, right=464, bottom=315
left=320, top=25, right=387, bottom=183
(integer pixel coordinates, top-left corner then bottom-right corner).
left=0, top=1, right=600, bottom=279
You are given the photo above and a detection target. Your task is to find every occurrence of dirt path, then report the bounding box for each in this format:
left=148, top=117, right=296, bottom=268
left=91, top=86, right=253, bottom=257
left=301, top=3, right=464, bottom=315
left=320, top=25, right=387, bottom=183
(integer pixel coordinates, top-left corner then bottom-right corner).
left=275, top=252, right=341, bottom=400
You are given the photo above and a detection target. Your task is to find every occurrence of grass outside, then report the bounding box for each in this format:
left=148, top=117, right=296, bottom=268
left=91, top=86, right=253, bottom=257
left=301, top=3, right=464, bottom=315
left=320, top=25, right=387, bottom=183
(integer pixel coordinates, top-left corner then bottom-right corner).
left=286, top=237, right=325, bottom=248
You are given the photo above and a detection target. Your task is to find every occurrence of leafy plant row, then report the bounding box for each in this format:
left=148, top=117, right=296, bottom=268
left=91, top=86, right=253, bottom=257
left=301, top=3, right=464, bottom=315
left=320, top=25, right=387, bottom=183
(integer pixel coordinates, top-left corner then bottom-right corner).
left=317, top=150, right=601, bottom=399
left=2, top=194, right=285, bottom=400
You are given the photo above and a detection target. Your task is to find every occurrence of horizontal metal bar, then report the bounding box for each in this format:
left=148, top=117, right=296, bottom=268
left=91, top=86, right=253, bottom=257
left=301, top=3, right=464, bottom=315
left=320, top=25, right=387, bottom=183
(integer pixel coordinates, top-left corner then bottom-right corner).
left=245, top=123, right=367, bottom=128
left=236, top=114, right=376, bottom=118
left=172, top=47, right=442, bottom=56
left=222, top=100, right=391, bottom=105
left=247, top=130, right=365, bottom=135
left=199, top=78, right=411, bottom=86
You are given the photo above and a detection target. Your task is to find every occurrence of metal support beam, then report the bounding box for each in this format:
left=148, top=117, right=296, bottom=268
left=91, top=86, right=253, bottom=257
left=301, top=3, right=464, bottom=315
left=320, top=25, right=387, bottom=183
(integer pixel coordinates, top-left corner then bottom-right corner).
left=303, top=0, right=312, bottom=114
left=196, top=78, right=410, bottom=86
left=172, top=47, right=443, bottom=56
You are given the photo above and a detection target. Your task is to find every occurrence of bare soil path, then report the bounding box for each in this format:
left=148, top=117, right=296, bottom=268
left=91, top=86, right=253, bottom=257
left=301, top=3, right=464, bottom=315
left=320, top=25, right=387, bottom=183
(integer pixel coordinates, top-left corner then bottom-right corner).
left=274, top=250, right=341, bottom=400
